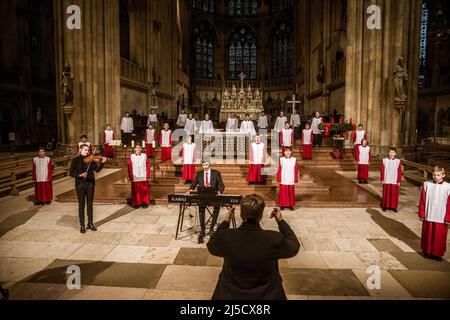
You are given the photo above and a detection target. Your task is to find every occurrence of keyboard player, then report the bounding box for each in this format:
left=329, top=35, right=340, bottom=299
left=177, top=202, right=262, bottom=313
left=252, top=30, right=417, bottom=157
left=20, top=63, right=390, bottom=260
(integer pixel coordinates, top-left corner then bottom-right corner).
left=189, top=160, right=225, bottom=243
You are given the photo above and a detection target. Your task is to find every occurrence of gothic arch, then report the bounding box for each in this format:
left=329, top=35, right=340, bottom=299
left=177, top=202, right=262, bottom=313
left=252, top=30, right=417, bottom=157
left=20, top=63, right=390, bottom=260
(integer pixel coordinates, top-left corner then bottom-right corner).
left=193, top=20, right=217, bottom=78
left=227, top=24, right=258, bottom=80
left=270, top=20, right=293, bottom=78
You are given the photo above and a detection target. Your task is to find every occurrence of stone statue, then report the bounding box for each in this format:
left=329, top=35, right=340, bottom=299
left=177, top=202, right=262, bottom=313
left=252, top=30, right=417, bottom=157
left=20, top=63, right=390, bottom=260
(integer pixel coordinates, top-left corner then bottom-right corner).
left=255, top=89, right=261, bottom=100
left=393, top=57, right=408, bottom=101
left=231, top=85, right=237, bottom=99
left=317, top=63, right=325, bottom=83
left=152, top=67, right=160, bottom=84
left=61, top=61, right=74, bottom=106
left=247, top=84, right=253, bottom=99
left=223, top=89, right=230, bottom=100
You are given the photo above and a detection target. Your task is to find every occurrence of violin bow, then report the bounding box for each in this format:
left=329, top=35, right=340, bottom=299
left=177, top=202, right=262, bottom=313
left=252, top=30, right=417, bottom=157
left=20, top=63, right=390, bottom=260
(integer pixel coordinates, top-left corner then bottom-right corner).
left=84, top=146, right=97, bottom=180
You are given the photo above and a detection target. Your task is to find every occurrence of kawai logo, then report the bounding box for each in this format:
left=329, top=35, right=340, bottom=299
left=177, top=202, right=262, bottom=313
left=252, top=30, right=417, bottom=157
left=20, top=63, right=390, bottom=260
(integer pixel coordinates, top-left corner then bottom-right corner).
left=367, top=5, right=382, bottom=30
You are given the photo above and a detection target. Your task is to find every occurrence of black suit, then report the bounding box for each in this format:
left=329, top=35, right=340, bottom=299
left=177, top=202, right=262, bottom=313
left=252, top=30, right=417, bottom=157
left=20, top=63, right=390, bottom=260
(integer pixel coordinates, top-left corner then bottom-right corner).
left=70, top=155, right=104, bottom=226
left=207, top=219, right=300, bottom=300
left=190, top=169, right=225, bottom=234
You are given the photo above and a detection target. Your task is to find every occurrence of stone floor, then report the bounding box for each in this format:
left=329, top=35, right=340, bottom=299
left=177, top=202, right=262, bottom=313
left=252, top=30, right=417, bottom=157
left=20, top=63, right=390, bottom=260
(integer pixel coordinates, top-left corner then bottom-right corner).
left=0, top=169, right=449, bottom=300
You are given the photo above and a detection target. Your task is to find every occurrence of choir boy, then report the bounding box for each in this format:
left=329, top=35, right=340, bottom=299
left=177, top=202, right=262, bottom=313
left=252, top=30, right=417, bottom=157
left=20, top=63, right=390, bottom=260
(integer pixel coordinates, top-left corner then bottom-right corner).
left=419, top=166, right=450, bottom=262
left=352, top=124, right=367, bottom=160
left=121, top=111, right=134, bottom=146
left=290, top=110, right=301, bottom=140
left=160, top=123, right=173, bottom=162
left=226, top=113, right=239, bottom=132
left=277, top=148, right=299, bottom=211
left=301, top=123, right=313, bottom=160
left=274, top=111, right=288, bottom=133
left=184, top=113, right=196, bottom=141
left=103, top=124, right=115, bottom=159
left=33, top=147, right=53, bottom=205
left=247, top=135, right=266, bottom=184
left=280, top=122, right=294, bottom=152
left=257, top=112, right=268, bottom=135
left=380, top=147, right=402, bottom=212
left=145, top=124, right=157, bottom=158
left=180, top=136, right=197, bottom=183
left=240, top=114, right=256, bottom=136
left=127, top=145, right=151, bottom=209
left=199, top=114, right=214, bottom=134
left=356, top=139, right=371, bottom=184
left=311, top=111, right=323, bottom=147
left=176, top=109, right=187, bottom=128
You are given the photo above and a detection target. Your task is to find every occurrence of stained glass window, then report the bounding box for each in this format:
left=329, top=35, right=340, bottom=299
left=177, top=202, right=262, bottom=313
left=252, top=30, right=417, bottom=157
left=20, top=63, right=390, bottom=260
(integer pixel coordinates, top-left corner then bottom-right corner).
left=228, top=26, right=257, bottom=79
left=229, top=0, right=258, bottom=16
left=270, top=0, right=294, bottom=13
left=272, top=22, right=293, bottom=78
left=419, top=1, right=429, bottom=88
left=193, top=23, right=215, bottom=78
left=193, top=0, right=215, bottom=13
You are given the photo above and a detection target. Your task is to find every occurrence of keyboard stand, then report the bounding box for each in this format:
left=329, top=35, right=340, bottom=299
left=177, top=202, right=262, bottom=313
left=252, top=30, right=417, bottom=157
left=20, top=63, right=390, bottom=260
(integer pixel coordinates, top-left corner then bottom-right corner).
left=175, top=203, right=237, bottom=240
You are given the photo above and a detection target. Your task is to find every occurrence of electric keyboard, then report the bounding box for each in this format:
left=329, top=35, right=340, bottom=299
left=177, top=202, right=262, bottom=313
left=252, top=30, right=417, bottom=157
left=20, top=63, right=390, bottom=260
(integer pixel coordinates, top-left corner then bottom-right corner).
left=168, top=193, right=242, bottom=206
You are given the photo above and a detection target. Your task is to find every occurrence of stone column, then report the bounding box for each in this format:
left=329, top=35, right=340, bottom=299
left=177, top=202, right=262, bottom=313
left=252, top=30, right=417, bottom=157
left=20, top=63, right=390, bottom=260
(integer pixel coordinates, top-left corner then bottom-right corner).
left=344, top=0, right=422, bottom=154
left=54, top=0, right=121, bottom=146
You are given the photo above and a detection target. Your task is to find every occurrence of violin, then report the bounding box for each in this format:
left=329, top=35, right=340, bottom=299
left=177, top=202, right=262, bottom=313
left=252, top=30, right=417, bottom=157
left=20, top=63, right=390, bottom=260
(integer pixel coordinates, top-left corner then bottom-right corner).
left=83, top=155, right=104, bottom=164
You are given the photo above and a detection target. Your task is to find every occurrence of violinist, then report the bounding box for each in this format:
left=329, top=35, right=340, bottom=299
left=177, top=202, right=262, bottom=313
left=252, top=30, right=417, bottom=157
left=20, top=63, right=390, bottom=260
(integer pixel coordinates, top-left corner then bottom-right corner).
left=70, top=145, right=107, bottom=234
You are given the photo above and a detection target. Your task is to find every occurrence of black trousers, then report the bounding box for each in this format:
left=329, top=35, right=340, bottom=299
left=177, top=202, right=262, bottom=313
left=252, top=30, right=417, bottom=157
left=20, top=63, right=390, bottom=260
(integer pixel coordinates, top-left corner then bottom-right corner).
left=199, top=205, right=220, bottom=234
left=76, top=181, right=95, bottom=225
left=313, top=134, right=322, bottom=147
left=122, top=132, right=132, bottom=146
left=294, top=126, right=301, bottom=140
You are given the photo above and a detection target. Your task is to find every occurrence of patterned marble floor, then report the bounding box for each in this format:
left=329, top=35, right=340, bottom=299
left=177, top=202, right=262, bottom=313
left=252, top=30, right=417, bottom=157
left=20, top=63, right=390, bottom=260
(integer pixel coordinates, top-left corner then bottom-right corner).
left=0, top=169, right=449, bottom=300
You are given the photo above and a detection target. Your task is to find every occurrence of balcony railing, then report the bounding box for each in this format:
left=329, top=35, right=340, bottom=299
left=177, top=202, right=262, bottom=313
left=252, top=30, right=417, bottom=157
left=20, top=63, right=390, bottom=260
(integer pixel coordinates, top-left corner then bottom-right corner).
left=120, top=58, right=147, bottom=84
left=331, top=58, right=346, bottom=83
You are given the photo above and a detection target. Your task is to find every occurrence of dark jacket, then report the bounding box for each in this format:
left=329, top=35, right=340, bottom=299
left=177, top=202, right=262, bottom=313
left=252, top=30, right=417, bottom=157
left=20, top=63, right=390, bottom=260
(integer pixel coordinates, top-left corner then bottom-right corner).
left=70, top=155, right=104, bottom=185
left=207, top=219, right=300, bottom=300
left=190, top=169, right=225, bottom=193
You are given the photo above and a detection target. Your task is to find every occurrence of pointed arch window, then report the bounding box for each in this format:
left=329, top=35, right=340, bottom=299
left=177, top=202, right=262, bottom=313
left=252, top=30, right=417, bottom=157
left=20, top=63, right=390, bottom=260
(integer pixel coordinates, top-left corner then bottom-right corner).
left=193, top=23, right=215, bottom=78
left=229, top=0, right=258, bottom=16
left=270, top=0, right=294, bottom=13
left=193, top=0, right=215, bottom=13
left=272, top=22, right=293, bottom=78
left=228, top=26, right=257, bottom=80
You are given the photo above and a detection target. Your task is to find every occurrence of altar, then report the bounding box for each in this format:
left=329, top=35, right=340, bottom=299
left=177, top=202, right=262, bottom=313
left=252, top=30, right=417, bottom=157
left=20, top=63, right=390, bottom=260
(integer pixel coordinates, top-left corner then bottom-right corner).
left=219, top=72, right=264, bottom=122
left=195, top=131, right=253, bottom=163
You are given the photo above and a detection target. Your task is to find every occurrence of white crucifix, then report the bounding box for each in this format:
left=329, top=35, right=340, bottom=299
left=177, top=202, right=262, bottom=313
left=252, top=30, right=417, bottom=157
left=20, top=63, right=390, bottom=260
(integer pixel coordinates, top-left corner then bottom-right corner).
left=239, top=72, right=246, bottom=90
left=287, top=94, right=301, bottom=114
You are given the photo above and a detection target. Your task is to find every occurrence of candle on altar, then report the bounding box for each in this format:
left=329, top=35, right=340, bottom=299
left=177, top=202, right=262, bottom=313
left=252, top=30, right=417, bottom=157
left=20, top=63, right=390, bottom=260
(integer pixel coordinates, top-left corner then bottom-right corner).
left=131, top=140, right=135, bottom=148
left=142, top=140, right=145, bottom=148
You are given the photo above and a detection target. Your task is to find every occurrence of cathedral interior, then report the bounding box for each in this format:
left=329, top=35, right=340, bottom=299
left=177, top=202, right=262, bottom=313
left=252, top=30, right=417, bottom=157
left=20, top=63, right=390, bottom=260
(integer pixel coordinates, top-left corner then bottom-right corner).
left=0, top=0, right=450, bottom=303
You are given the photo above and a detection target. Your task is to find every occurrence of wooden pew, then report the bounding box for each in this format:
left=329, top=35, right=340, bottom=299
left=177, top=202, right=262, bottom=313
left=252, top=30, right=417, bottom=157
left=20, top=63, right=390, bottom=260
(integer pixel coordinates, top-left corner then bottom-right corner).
left=0, top=156, right=72, bottom=196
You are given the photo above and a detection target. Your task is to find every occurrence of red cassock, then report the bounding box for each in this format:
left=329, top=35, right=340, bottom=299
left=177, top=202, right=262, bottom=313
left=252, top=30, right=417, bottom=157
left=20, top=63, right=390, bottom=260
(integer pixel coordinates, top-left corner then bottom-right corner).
left=247, top=142, right=266, bottom=183
left=356, top=145, right=371, bottom=181
left=301, top=129, right=313, bottom=160
left=352, top=130, right=366, bottom=160
left=103, top=130, right=115, bottom=158
left=160, top=129, right=172, bottom=162
left=277, top=157, right=299, bottom=207
left=419, top=181, right=450, bottom=257
left=145, top=129, right=157, bottom=158
left=380, top=158, right=402, bottom=209
left=32, top=156, right=53, bottom=203
left=180, top=142, right=197, bottom=181
left=127, top=154, right=151, bottom=207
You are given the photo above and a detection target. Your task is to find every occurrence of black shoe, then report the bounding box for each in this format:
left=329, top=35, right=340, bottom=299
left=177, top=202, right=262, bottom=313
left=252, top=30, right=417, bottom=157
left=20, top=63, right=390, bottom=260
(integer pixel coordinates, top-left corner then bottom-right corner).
left=80, top=225, right=86, bottom=234
left=142, top=203, right=149, bottom=209
left=358, top=180, right=363, bottom=184
left=382, top=208, right=387, bottom=212
left=433, top=256, right=443, bottom=262
left=198, top=232, right=205, bottom=244
left=289, top=207, right=294, bottom=211
left=133, top=206, right=139, bottom=209
left=280, top=207, right=285, bottom=211
left=45, top=201, right=51, bottom=205
left=364, top=181, right=369, bottom=184
left=422, top=252, right=431, bottom=259
left=87, top=222, right=97, bottom=231
left=392, top=208, right=398, bottom=212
